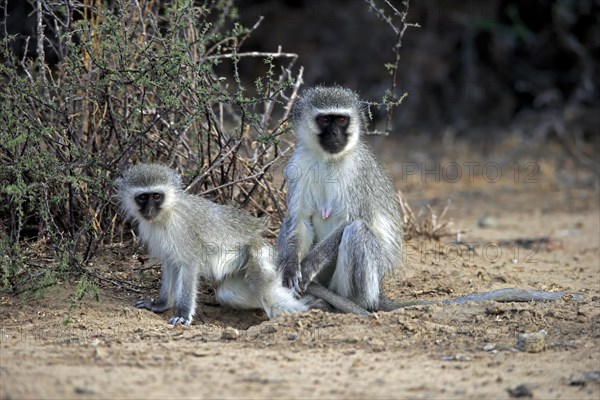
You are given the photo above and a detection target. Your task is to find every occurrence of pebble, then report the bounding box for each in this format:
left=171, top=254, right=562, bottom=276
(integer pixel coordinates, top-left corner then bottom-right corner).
left=483, top=344, right=496, bottom=351
left=478, top=215, right=499, bottom=228
left=507, top=384, right=533, bottom=398
left=569, top=371, right=600, bottom=386
left=516, top=330, right=546, bottom=353
left=222, top=327, right=239, bottom=340
left=441, top=354, right=471, bottom=361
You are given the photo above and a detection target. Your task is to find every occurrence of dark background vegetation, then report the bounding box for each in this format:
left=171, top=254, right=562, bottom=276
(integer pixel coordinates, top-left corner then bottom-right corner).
left=237, top=0, right=599, bottom=134
left=0, top=0, right=598, bottom=298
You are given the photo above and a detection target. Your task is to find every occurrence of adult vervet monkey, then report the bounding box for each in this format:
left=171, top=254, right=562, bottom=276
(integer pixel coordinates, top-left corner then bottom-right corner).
left=279, top=85, right=584, bottom=315
left=278, top=85, right=403, bottom=311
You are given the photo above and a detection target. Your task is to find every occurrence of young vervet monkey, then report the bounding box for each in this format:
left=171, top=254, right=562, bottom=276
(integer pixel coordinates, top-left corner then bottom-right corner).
left=278, top=85, right=403, bottom=311
left=116, top=163, right=306, bottom=325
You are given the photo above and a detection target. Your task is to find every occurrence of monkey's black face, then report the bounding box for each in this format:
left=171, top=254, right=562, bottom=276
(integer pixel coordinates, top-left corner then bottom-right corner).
left=135, top=192, right=164, bottom=220
left=315, top=114, right=350, bottom=154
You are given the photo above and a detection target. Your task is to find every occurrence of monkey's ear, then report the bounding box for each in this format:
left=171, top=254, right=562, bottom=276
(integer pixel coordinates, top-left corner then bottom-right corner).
left=114, top=176, right=125, bottom=191
left=172, top=174, right=183, bottom=190
left=289, top=103, right=302, bottom=125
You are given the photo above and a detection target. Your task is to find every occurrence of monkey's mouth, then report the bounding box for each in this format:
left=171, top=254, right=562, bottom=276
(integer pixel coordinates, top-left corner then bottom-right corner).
left=320, top=141, right=347, bottom=154
left=317, top=133, right=348, bottom=154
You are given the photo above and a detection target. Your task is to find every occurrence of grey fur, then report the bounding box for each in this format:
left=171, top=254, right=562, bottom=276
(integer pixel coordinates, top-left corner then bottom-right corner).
left=116, top=163, right=306, bottom=325
left=278, top=85, right=403, bottom=311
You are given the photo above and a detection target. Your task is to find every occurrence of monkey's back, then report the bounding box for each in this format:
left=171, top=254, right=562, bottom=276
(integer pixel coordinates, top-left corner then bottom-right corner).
left=138, top=192, right=268, bottom=281
left=176, top=192, right=265, bottom=243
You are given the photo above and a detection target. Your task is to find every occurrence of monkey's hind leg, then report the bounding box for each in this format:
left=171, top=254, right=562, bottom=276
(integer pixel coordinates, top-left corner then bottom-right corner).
left=216, top=274, right=262, bottom=311
left=329, top=220, right=383, bottom=311
left=299, top=223, right=347, bottom=290
left=216, top=247, right=307, bottom=319
left=216, top=272, right=304, bottom=319
left=252, top=246, right=308, bottom=319
left=135, top=263, right=177, bottom=313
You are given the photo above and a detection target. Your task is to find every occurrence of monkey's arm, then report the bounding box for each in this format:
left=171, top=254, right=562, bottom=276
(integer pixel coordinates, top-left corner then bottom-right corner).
left=278, top=217, right=305, bottom=294
left=169, top=263, right=199, bottom=326
left=135, top=262, right=177, bottom=313
left=299, top=223, right=347, bottom=291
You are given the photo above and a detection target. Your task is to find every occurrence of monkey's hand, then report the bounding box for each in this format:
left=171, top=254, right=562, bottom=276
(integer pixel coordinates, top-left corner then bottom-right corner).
left=299, top=257, right=319, bottom=292
left=135, top=298, right=170, bottom=313
left=281, top=260, right=302, bottom=295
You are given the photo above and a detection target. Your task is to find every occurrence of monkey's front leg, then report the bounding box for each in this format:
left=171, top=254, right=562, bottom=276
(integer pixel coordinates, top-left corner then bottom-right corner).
left=278, top=218, right=304, bottom=294
left=168, top=264, right=198, bottom=326
left=135, top=263, right=176, bottom=313
left=299, top=224, right=347, bottom=291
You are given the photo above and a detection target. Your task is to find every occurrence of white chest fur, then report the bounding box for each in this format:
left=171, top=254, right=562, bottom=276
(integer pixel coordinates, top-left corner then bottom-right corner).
left=296, top=159, right=349, bottom=242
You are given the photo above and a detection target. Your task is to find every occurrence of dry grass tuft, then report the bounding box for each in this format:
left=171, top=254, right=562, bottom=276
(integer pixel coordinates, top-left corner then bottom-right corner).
left=397, top=191, right=463, bottom=241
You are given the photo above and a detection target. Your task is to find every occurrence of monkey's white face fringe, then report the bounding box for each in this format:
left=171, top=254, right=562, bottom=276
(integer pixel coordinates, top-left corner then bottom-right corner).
left=122, top=184, right=178, bottom=223
left=296, top=106, right=361, bottom=161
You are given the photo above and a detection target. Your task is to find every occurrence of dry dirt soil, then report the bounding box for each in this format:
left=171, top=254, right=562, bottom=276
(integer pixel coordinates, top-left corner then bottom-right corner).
left=1, top=140, right=599, bottom=399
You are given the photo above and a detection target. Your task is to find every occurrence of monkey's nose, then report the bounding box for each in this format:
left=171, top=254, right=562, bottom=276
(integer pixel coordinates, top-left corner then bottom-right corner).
left=142, top=208, right=159, bottom=220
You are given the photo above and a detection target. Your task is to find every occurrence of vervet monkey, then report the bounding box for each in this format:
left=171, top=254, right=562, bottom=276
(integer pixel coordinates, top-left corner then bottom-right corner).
left=116, top=163, right=306, bottom=325
left=278, top=85, right=403, bottom=311
left=279, top=86, right=584, bottom=314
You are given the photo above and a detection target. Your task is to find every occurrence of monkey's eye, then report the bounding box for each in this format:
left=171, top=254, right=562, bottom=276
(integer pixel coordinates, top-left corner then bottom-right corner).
left=152, top=193, right=162, bottom=201
left=316, top=116, right=330, bottom=125
left=137, top=194, right=148, bottom=201
left=336, top=116, right=348, bottom=125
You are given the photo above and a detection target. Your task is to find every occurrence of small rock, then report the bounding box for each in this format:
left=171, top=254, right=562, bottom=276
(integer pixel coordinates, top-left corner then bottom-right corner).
left=74, top=387, right=95, bottom=395
left=478, top=215, right=498, bottom=228
left=507, top=384, right=533, bottom=398
left=261, top=323, right=278, bottom=334
left=441, top=354, right=471, bottom=361
left=516, top=330, right=547, bottom=353
left=222, top=327, right=239, bottom=340
left=569, top=371, right=600, bottom=386
left=483, top=344, right=496, bottom=352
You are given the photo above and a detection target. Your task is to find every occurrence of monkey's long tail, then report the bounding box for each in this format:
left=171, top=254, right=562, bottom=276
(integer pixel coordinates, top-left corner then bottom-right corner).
left=378, top=288, right=585, bottom=312
left=307, top=282, right=585, bottom=315
left=306, top=282, right=371, bottom=316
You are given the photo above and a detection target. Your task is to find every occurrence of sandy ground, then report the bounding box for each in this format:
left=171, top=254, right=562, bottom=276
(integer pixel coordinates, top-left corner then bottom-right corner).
left=1, top=141, right=599, bottom=399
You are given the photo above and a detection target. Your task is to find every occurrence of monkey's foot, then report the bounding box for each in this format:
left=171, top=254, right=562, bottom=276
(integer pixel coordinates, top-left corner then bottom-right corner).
left=282, top=269, right=303, bottom=295
left=135, top=298, right=170, bottom=313
left=299, top=264, right=318, bottom=293
left=169, top=316, right=192, bottom=326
